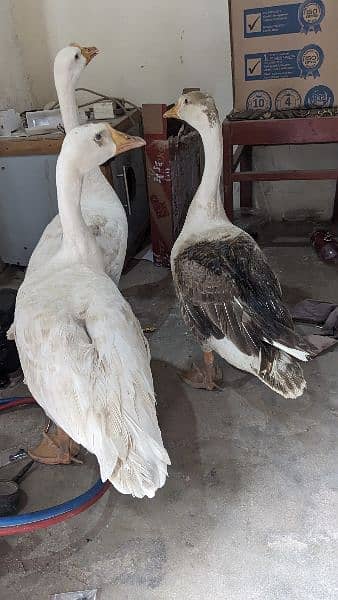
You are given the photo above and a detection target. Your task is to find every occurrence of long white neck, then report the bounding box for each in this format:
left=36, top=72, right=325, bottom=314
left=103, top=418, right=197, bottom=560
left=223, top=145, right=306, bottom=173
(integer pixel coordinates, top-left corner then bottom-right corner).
left=55, top=74, right=79, bottom=133
left=56, top=154, right=103, bottom=269
left=181, top=120, right=229, bottom=235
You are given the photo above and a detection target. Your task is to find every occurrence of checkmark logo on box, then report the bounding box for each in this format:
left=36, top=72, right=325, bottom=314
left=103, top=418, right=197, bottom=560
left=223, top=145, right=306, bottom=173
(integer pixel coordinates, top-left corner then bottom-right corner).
left=246, top=57, right=262, bottom=78
left=246, top=12, right=262, bottom=34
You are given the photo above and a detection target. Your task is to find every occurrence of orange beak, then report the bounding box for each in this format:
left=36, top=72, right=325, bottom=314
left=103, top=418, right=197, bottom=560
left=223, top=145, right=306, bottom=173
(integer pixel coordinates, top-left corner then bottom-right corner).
left=70, top=43, right=99, bottom=64
left=81, top=46, right=99, bottom=65
left=163, top=104, right=179, bottom=119
left=108, top=126, right=146, bottom=155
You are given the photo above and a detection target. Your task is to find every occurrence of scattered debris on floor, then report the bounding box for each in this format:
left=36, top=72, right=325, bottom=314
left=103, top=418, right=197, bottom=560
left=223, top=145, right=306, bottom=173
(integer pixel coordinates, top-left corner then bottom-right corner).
left=50, top=591, right=97, bottom=600
left=292, top=298, right=338, bottom=355
left=311, top=229, right=338, bottom=262
left=292, top=299, right=338, bottom=325
left=143, top=326, right=157, bottom=333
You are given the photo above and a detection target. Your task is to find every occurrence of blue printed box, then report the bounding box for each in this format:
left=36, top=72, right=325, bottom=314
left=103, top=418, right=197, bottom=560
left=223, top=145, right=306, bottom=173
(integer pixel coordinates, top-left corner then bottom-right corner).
left=229, top=0, right=337, bottom=111
left=245, top=45, right=324, bottom=81
left=244, top=2, right=326, bottom=38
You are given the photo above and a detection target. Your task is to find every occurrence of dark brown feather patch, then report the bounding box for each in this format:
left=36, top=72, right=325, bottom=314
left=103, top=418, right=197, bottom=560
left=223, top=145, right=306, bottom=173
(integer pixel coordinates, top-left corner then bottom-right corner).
left=174, top=233, right=314, bottom=371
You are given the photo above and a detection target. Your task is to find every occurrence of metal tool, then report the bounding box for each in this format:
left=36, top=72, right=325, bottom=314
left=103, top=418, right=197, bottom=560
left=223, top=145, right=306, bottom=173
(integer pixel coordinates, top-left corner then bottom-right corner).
left=0, top=460, right=34, bottom=516
left=0, top=448, right=28, bottom=468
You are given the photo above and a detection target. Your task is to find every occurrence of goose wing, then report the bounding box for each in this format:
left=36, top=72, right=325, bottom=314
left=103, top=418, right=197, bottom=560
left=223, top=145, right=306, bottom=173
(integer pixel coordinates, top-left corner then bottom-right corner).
left=174, top=233, right=312, bottom=359
left=15, top=272, right=169, bottom=498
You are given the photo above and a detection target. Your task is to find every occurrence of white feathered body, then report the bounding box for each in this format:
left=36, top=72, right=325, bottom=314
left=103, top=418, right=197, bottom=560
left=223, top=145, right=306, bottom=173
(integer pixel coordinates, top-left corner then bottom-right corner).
left=13, top=261, right=169, bottom=498
left=27, top=168, right=127, bottom=284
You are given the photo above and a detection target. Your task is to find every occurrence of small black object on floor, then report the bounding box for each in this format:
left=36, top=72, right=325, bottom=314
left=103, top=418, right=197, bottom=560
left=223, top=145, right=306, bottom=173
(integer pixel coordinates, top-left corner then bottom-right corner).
left=0, top=288, right=20, bottom=388
left=0, top=459, right=34, bottom=516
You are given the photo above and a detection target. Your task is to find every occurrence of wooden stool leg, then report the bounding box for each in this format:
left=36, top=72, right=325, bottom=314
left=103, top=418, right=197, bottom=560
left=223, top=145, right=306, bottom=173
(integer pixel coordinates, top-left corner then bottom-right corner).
left=240, top=145, right=253, bottom=209
left=333, top=178, right=338, bottom=223
left=223, top=121, right=234, bottom=222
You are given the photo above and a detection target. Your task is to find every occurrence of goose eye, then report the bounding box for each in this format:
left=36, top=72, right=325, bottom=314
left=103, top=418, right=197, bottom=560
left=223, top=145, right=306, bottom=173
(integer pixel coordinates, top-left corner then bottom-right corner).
left=94, top=132, right=102, bottom=142
left=184, top=98, right=189, bottom=105
left=75, top=53, right=80, bottom=60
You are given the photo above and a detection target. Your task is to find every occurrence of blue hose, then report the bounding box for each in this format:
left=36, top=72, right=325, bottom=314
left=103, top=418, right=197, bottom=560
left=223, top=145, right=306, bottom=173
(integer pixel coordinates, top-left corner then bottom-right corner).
left=0, top=396, right=110, bottom=535
left=0, top=397, right=27, bottom=405
left=0, top=479, right=105, bottom=527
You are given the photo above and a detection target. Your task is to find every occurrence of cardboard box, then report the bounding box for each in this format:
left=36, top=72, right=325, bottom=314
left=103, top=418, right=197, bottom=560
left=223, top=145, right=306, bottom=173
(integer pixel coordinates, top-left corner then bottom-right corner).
left=142, top=103, right=202, bottom=267
left=229, top=0, right=338, bottom=112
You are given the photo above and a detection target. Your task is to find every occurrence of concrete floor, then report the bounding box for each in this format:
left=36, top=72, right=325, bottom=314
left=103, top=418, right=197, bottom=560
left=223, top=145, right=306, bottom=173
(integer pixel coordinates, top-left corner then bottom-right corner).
left=0, top=231, right=337, bottom=600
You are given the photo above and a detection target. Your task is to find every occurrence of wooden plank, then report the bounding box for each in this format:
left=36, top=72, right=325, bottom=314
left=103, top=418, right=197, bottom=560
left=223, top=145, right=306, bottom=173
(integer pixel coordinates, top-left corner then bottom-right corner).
left=223, top=122, right=234, bottom=221
left=142, top=104, right=172, bottom=267
left=239, top=146, right=252, bottom=208
left=226, top=117, right=338, bottom=146
left=232, top=145, right=244, bottom=171
left=0, top=137, right=63, bottom=157
left=332, top=179, right=338, bottom=223
left=233, top=170, right=338, bottom=182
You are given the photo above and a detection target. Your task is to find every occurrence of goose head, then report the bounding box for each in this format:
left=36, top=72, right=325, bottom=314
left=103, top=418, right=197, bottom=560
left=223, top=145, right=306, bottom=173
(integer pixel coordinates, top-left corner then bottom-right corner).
left=54, top=43, right=99, bottom=87
left=164, top=91, right=220, bottom=132
left=61, top=122, right=146, bottom=175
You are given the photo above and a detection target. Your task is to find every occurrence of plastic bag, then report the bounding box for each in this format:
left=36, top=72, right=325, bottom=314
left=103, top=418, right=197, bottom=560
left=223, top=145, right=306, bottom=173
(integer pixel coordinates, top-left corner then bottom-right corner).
left=50, top=591, right=97, bottom=600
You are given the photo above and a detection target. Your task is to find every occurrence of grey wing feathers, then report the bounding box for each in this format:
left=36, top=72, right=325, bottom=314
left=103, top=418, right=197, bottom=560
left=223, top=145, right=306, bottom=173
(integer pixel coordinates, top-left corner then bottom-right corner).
left=175, top=234, right=313, bottom=357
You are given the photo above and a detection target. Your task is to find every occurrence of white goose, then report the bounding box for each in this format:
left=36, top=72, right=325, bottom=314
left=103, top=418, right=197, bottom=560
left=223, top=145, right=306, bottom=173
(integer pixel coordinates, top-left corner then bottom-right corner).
left=12, top=123, right=169, bottom=497
left=27, top=44, right=128, bottom=284
left=164, top=92, right=313, bottom=399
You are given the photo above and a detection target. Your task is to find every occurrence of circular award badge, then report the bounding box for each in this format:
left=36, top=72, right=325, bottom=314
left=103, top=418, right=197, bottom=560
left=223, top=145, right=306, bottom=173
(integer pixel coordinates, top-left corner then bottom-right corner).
left=305, top=85, right=334, bottom=108
left=297, top=44, right=324, bottom=79
left=246, top=90, right=272, bottom=112
left=275, top=89, right=302, bottom=111
left=298, top=1, right=325, bottom=34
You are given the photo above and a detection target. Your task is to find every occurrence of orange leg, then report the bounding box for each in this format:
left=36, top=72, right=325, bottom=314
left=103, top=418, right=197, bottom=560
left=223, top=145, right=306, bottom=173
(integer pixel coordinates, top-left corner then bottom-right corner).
left=179, top=351, right=223, bottom=391
left=28, top=425, right=82, bottom=465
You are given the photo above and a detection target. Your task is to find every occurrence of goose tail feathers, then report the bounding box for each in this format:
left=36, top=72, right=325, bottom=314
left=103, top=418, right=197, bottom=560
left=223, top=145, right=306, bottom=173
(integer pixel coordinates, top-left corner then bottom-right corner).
left=259, top=349, right=306, bottom=399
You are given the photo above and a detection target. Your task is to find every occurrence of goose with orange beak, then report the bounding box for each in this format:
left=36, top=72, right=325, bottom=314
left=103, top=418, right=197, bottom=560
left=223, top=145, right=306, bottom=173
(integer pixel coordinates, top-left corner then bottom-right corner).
left=21, top=45, right=143, bottom=464
left=164, top=92, right=314, bottom=398
left=27, top=43, right=129, bottom=288
left=12, top=122, right=170, bottom=497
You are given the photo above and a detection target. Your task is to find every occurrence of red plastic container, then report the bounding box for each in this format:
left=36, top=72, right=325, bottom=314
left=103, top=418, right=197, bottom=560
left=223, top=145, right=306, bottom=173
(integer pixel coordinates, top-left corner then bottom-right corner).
left=311, top=230, right=338, bottom=262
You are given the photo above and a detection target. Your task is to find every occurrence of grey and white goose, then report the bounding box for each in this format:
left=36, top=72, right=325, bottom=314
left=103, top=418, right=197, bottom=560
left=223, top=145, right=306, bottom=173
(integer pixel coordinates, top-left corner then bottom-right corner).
left=164, top=92, right=314, bottom=399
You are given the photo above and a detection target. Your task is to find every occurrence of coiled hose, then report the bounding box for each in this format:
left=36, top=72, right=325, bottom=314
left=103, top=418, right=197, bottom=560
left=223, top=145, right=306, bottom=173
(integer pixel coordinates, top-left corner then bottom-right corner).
left=0, top=397, right=109, bottom=536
